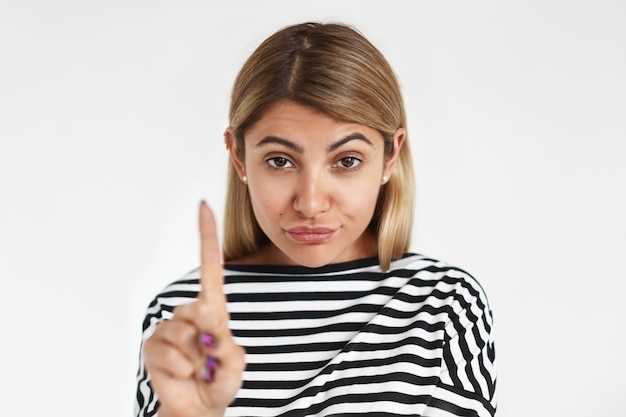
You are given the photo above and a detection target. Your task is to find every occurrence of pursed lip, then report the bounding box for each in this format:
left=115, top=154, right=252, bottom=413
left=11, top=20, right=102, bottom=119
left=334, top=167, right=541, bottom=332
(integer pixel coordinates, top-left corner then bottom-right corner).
left=285, top=226, right=338, bottom=244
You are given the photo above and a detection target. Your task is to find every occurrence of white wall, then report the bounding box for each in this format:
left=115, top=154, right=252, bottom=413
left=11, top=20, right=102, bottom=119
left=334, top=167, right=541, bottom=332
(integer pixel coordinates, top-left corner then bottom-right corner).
left=1, top=1, right=624, bottom=416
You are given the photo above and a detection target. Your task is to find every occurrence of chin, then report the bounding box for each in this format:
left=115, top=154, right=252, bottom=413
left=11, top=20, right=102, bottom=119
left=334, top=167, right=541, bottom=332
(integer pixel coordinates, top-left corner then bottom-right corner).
left=281, top=244, right=348, bottom=268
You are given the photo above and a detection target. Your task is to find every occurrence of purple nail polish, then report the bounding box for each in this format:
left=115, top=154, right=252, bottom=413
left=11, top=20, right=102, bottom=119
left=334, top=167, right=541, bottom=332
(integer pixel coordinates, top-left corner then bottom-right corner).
left=200, top=364, right=213, bottom=383
left=200, top=356, right=217, bottom=384
left=207, top=356, right=218, bottom=372
left=200, top=332, right=216, bottom=347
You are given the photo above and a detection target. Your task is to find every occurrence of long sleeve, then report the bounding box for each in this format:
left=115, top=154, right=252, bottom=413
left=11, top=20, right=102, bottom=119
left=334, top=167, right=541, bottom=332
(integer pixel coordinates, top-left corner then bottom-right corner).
left=133, top=255, right=497, bottom=417
left=135, top=279, right=197, bottom=417
left=423, top=268, right=497, bottom=416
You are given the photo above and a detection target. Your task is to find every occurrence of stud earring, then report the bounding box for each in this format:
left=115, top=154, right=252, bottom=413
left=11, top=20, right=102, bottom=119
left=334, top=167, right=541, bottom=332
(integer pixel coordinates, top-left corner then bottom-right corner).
left=242, top=175, right=248, bottom=183
left=382, top=176, right=388, bottom=184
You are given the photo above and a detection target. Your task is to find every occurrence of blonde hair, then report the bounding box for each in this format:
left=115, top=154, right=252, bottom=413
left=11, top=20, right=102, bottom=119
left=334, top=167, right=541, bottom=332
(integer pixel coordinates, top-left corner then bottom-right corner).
left=223, top=22, right=415, bottom=271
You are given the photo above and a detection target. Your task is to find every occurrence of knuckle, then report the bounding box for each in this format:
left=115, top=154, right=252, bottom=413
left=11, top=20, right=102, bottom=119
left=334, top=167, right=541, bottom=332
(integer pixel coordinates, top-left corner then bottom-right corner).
left=227, top=344, right=247, bottom=373
left=160, top=345, right=180, bottom=369
left=196, top=303, right=229, bottom=332
left=173, top=320, right=197, bottom=343
left=142, top=341, right=157, bottom=367
left=195, top=301, right=212, bottom=317
left=160, top=346, right=193, bottom=377
left=172, top=304, right=185, bottom=315
left=142, top=324, right=166, bottom=358
left=235, top=356, right=246, bottom=372
left=173, top=301, right=196, bottom=317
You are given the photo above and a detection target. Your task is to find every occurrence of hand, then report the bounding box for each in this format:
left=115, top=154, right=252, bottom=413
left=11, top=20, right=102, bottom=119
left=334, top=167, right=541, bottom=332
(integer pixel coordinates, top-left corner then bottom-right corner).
left=143, top=202, right=246, bottom=417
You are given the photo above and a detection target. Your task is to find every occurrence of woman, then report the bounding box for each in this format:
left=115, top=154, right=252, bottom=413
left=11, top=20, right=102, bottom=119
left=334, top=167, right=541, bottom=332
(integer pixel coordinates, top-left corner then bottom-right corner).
left=136, top=22, right=496, bottom=417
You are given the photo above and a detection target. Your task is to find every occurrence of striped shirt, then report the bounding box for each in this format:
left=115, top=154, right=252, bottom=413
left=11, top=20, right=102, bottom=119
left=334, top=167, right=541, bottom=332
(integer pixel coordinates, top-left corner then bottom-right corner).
left=135, top=253, right=497, bottom=416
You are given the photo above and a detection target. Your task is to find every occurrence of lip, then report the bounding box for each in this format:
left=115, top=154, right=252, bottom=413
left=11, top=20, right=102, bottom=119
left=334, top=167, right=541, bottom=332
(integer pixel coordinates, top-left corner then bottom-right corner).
left=285, top=226, right=338, bottom=244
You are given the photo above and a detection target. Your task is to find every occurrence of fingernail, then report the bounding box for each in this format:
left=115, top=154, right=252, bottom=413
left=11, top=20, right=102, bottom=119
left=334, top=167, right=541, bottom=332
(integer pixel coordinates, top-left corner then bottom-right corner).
left=201, top=356, right=217, bottom=383
left=200, top=362, right=213, bottom=383
left=207, top=356, right=218, bottom=372
left=200, top=332, right=216, bottom=347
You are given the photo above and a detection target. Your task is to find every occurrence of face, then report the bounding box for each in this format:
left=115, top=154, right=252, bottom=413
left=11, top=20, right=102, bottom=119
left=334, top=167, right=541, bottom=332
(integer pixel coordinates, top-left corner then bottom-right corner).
left=229, top=100, right=404, bottom=267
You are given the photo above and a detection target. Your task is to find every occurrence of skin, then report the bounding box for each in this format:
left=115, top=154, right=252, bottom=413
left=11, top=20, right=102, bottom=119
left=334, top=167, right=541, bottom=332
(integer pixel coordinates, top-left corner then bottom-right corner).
left=143, top=203, right=246, bottom=417
left=228, top=100, right=405, bottom=267
left=143, top=100, right=404, bottom=416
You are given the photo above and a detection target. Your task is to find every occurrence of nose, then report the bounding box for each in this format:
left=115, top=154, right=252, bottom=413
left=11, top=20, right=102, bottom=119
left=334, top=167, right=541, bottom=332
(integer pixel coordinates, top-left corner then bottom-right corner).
left=293, top=168, right=330, bottom=218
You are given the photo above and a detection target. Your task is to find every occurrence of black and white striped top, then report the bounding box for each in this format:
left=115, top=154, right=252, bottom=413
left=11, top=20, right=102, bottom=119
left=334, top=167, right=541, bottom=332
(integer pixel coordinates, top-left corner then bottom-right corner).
left=135, top=253, right=497, bottom=417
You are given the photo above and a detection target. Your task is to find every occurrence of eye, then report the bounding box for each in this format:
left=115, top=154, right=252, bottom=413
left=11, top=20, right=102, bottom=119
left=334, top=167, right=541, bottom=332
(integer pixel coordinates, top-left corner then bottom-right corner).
left=267, top=157, right=294, bottom=169
left=336, top=156, right=361, bottom=169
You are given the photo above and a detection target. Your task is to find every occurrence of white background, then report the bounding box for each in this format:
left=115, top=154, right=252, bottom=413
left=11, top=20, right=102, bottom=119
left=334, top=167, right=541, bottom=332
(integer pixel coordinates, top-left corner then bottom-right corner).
left=1, top=1, right=624, bottom=416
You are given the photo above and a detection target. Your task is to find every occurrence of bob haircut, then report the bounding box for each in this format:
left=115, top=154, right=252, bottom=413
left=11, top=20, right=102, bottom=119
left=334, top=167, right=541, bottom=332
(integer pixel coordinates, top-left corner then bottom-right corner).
left=223, top=22, right=415, bottom=271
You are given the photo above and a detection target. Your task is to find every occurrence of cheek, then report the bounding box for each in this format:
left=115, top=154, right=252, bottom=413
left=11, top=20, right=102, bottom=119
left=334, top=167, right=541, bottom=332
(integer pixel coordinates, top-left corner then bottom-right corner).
left=248, top=182, right=288, bottom=220
left=335, top=179, right=381, bottom=215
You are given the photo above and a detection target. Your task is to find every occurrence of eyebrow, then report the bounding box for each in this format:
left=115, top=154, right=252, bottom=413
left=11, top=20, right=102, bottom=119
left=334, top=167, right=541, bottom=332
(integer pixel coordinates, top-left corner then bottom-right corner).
left=256, top=136, right=304, bottom=153
left=327, top=133, right=374, bottom=152
left=256, top=132, right=374, bottom=153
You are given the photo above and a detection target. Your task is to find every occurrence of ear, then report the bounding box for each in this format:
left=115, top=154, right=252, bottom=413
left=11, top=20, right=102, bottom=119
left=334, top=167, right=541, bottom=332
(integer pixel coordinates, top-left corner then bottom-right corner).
left=382, top=127, right=406, bottom=181
left=224, top=127, right=246, bottom=181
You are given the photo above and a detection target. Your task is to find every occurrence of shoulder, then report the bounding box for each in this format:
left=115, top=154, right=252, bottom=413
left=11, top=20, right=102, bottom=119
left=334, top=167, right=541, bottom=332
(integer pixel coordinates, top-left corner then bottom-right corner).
left=391, top=253, right=488, bottom=291
left=391, top=253, right=494, bottom=319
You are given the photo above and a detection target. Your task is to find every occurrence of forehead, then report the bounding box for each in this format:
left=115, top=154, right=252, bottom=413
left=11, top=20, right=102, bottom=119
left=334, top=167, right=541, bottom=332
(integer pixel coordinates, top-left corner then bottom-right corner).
left=247, top=100, right=383, bottom=144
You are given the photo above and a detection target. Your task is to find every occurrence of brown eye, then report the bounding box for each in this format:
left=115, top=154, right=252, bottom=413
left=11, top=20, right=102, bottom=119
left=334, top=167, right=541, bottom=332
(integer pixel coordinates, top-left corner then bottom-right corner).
left=337, top=157, right=361, bottom=169
left=267, top=157, right=293, bottom=169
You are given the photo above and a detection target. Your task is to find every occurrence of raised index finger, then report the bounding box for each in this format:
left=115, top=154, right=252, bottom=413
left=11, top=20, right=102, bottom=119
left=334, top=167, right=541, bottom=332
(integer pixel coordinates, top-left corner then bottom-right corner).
left=198, top=201, right=224, bottom=301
